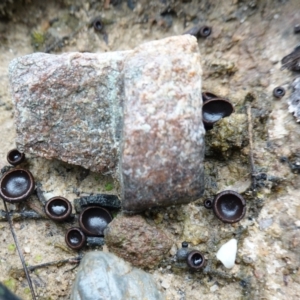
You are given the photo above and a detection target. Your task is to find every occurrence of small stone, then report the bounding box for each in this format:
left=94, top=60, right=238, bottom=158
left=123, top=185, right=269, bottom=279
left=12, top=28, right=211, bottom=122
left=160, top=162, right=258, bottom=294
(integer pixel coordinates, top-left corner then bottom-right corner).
left=210, top=284, right=219, bottom=292
left=104, top=214, right=172, bottom=268
left=295, top=220, right=300, bottom=227
left=161, top=279, right=170, bottom=289
left=169, top=244, right=177, bottom=256
left=71, top=251, right=164, bottom=300
left=259, top=218, right=273, bottom=230
left=23, top=246, right=30, bottom=253
left=176, top=245, right=190, bottom=261
left=216, top=238, right=237, bottom=269
left=13, top=223, right=20, bottom=230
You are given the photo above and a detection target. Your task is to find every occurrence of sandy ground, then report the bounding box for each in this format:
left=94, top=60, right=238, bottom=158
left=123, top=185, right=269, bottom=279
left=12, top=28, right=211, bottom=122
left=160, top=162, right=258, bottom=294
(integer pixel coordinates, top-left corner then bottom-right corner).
left=1, top=0, right=300, bottom=299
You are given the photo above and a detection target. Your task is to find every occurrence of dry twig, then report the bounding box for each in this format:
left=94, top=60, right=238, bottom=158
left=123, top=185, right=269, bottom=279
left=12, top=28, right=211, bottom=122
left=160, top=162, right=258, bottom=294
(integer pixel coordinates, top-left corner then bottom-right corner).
left=3, top=200, right=36, bottom=300
left=247, top=105, right=257, bottom=192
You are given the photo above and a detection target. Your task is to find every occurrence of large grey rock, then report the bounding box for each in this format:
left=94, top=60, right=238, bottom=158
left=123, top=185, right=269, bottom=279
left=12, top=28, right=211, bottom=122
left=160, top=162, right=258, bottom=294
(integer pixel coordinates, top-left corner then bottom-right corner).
left=9, top=35, right=205, bottom=213
left=105, top=214, right=172, bottom=268
left=71, top=251, right=164, bottom=300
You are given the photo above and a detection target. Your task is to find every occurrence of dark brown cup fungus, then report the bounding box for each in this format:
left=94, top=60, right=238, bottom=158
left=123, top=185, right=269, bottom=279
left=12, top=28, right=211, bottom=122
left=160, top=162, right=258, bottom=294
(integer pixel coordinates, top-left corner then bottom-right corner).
left=212, top=190, right=246, bottom=223
left=186, top=250, right=205, bottom=270
left=198, top=26, right=212, bottom=37
left=7, top=149, right=25, bottom=166
left=202, top=98, right=234, bottom=130
left=93, top=18, right=103, bottom=31
left=203, top=198, right=213, bottom=209
left=184, top=25, right=212, bottom=39
left=79, top=206, right=112, bottom=236
left=273, top=86, right=285, bottom=98
left=0, top=169, right=35, bottom=203
left=65, top=227, right=86, bottom=250
left=45, top=196, right=72, bottom=222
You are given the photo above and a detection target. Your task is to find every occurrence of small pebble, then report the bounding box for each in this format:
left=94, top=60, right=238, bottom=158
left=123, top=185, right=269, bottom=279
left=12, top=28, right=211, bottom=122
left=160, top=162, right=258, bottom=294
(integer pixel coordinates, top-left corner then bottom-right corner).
left=259, top=218, right=273, bottom=230
left=216, top=238, right=237, bottom=269
left=210, top=284, right=219, bottom=292
left=295, top=220, right=300, bottom=227
left=24, top=246, right=30, bottom=253
left=169, top=244, right=177, bottom=256
left=14, top=223, right=21, bottom=230
left=161, top=280, right=170, bottom=289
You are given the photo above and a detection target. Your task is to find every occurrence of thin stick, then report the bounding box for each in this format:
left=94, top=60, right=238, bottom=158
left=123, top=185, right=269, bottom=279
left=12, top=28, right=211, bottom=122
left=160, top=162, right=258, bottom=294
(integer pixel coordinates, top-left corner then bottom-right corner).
left=3, top=200, right=36, bottom=300
left=11, top=256, right=82, bottom=276
left=0, top=209, right=43, bottom=221
left=247, top=105, right=257, bottom=191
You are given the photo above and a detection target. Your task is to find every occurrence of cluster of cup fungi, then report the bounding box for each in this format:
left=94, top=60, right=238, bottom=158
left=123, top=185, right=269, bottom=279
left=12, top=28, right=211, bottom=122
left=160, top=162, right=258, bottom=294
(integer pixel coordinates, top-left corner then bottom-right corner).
left=176, top=189, right=246, bottom=271
left=0, top=91, right=248, bottom=272
left=0, top=150, right=114, bottom=251
left=186, top=80, right=289, bottom=270
left=171, top=91, right=248, bottom=271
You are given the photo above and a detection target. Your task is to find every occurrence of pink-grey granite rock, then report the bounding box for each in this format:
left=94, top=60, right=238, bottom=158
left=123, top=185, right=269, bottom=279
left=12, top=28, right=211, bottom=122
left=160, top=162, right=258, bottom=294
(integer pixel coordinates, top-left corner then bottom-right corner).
left=104, top=214, right=172, bottom=268
left=121, top=36, right=205, bottom=213
left=9, top=35, right=205, bottom=213
left=9, top=51, right=127, bottom=173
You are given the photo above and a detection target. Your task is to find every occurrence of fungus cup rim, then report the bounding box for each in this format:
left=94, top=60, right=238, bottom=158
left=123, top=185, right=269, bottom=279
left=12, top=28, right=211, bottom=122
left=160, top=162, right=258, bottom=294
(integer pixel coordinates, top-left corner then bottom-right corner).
left=199, top=26, right=212, bottom=37
left=7, top=149, right=25, bottom=166
left=65, top=227, right=86, bottom=250
left=273, top=86, right=285, bottom=98
left=202, top=92, right=218, bottom=103
left=202, top=98, right=234, bottom=126
left=45, top=196, right=72, bottom=221
left=212, top=190, right=246, bottom=223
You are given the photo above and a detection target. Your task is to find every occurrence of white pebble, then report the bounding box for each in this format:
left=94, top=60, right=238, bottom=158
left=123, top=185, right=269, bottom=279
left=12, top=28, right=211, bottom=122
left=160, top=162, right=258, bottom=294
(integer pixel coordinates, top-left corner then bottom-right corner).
left=44, top=192, right=55, bottom=200
left=210, top=284, right=219, bottom=292
left=216, top=239, right=237, bottom=269
left=24, top=246, right=30, bottom=253
left=161, top=280, right=170, bottom=289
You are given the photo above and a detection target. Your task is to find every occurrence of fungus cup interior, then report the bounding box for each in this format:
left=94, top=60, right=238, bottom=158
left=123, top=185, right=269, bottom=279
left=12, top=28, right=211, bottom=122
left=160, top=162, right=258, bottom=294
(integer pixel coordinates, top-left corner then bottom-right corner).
left=273, top=87, right=285, bottom=98
left=79, top=206, right=112, bottom=236
left=202, top=99, right=234, bottom=124
left=200, top=26, right=211, bottom=37
left=49, top=200, right=68, bottom=216
left=214, top=191, right=246, bottom=223
left=46, top=197, right=71, bottom=220
left=0, top=169, right=34, bottom=202
left=204, top=198, right=213, bottom=209
left=187, top=250, right=205, bottom=269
